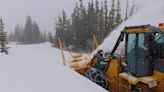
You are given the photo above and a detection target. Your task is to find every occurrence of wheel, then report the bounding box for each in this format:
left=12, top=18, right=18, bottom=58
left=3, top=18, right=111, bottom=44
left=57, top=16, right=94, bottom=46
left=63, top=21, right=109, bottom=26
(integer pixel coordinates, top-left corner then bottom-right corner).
left=83, top=68, right=110, bottom=91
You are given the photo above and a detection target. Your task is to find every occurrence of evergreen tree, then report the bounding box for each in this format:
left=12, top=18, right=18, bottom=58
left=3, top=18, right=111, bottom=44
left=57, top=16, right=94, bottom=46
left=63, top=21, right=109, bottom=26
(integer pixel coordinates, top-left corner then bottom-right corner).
left=95, top=0, right=102, bottom=43
left=95, top=0, right=100, bottom=22
left=0, top=18, right=9, bottom=54
left=22, top=16, right=33, bottom=44
left=32, top=22, right=41, bottom=43
left=54, top=0, right=125, bottom=52
left=108, top=0, right=115, bottom=33
left=125, top=0, right=129, bottom=20
left=48, top=32, right=53, bottom=43
left=99, top=3, right=105, bottom=42
left=129, top=0, right=137, bottom=17
left=40, top=34, right=45, bottom=42
left=54, top=10, right=70, bottom=47
left=8, top=31, right=14, bottom=42
left=104, top=0, right=108, bottom=32
left=115, top=0, right=123, bottom=27
left=69, top=3, right=81, bottom=50
left=41, top=31, right=47, bottom=42
left=19, top=25, right=24, bottom=43
left=9, top=16, right=50, bottom=44
left=19, top=16, right=42, bottom=44
left=13, top=24, right=21, bottom=42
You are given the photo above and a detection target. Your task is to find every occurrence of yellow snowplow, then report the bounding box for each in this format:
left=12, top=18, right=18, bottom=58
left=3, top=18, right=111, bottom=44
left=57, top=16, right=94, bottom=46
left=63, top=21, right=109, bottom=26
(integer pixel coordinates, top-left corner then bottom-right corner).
left=61, top=24, right=164, bottom=92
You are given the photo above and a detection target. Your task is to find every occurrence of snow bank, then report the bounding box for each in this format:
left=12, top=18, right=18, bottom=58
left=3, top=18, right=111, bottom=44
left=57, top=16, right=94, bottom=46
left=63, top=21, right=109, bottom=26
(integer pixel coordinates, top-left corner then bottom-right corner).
left=98, top=0, right=164, bottom=52
left=0, top=43, right=107, bottom=92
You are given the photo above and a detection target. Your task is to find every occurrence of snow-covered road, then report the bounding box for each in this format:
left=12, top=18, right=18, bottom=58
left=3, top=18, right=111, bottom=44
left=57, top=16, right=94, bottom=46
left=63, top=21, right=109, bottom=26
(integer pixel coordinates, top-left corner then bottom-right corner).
left=0, top=43, right=107, bottom=92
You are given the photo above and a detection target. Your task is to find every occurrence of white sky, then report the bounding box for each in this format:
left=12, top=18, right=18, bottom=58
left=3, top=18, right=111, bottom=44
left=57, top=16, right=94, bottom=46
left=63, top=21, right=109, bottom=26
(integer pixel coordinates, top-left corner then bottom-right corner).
left=0, top=0, right=162, bottom=32
left=0, top=0, right=78, bottom=32
left=0, top=0, right=132, bottom=32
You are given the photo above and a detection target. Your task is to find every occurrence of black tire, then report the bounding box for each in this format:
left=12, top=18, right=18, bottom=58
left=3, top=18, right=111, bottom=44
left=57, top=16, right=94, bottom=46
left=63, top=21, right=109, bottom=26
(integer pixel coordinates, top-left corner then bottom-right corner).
left=84, top=68, right=110, bottom=91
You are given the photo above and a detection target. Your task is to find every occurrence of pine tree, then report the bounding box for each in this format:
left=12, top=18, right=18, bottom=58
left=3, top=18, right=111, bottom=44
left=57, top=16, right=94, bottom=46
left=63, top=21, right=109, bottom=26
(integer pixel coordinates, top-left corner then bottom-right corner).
left=13, top=24, right=21, bottom=42
left=115, top=0, right=123, bottom=27
left=125, top=0, right=129, bottom=20
left=54, top=0, right=125, bottom=52
left=54, top=10, right=70, bottom=47
left=23, top=16, right=33, bottom=44
left=69, top=2, right=82, bottom=50
left=95, top=0, right=102, bottom=43
left=48, top=32, right=53, bottom=43
left=95, top=0, right=100, bottom=23
left=19, top=25, right=24, bottom=43
left=8, top=31, right=14, bottom=42
left=33, top=22, right=41, bottom=43
left=99, top=3, right=105, bottom=42
left=104, top=0, right=108, bottom=32
left=0, top=18, right=9, bottom=54
left=40, top=33, right=46, bottom=42
left=129, top=0, right=137, bottom=17
left=20, top=16, right=42, bottom=44
left=85, top=1, right=96, bottom=50
left=108, top=0, right=115, bottom=33
left=42, top=31, right=47, bottom=42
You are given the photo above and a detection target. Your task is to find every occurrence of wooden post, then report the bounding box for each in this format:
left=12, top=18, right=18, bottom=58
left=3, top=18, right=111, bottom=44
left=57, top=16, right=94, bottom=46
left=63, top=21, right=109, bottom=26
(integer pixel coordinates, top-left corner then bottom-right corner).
left=58, top=38, right=66, bottom=66
left=93, top=34, right=99, bottom=49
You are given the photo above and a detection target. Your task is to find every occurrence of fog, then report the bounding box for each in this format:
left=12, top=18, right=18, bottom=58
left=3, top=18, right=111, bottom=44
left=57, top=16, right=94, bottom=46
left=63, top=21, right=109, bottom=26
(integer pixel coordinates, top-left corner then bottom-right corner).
left=0, top=0, right=163, bottom=32
left=0, top=0, right=77, bottom=32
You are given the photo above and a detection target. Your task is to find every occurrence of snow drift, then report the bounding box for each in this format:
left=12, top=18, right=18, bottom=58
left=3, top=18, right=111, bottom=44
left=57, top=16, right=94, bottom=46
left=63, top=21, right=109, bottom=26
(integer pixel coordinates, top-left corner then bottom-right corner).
left=0, top=43, right=107, bottom=92
left=98, top=0, right=164, bottom=52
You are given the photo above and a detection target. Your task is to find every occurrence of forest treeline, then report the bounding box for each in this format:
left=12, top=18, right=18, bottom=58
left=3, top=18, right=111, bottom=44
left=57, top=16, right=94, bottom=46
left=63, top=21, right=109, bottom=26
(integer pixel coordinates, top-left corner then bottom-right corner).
left=8, top=16, right=53, bottom=44
left=8, top=0, right=137, bottom=52
left=54, top=0, right=137, bottom=52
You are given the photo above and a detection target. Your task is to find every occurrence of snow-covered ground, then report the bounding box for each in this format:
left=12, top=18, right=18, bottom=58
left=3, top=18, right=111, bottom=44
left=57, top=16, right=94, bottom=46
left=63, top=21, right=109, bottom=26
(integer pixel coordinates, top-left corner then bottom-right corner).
left=0, top=43, right=107, bottom=92
left=1, top=0, right=164, bottom=92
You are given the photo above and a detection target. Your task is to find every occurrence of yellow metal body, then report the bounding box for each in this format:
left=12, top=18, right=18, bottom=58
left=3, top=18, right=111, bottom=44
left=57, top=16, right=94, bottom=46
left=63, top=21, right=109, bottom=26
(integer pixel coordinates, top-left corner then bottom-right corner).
left=160, top=26, right=164, bottom=30
left=106, top=58, right=164, bottom=92
left=71, top=55, right=83, bottom=63
left=125, top=27, right=149, bottom=33
left=106, top=58, right=121, bottom=92
left=119, top=71, right=164, bottom=92
left=71, top=55, right=164, bottom=92
left=72, top=57, right=97, bottom=74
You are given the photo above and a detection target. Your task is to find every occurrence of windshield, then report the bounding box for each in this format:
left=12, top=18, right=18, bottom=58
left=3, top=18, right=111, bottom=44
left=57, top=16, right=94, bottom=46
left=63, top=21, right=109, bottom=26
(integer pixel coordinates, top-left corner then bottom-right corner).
left=155, top=33, right=164, bottom=43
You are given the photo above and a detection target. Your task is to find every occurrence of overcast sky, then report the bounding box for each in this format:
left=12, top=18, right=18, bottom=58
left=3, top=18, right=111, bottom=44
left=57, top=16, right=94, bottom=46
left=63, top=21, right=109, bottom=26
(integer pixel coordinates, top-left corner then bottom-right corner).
left=0, top=0, right=78, bottom=32
left=0, top=0, right=162, bottom=32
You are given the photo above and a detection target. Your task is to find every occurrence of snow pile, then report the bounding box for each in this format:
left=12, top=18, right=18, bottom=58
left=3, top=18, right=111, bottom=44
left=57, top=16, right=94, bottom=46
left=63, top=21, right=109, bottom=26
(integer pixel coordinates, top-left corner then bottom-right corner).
left=0, top=43, right=107, bottom=92
left=98, top=0, right=164, bottom=52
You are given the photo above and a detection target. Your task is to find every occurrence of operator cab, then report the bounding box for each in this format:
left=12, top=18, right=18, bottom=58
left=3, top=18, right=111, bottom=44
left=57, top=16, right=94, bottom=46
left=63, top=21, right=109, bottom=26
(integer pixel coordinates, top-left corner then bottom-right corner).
left=112, top=25, right=164, bottom=77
